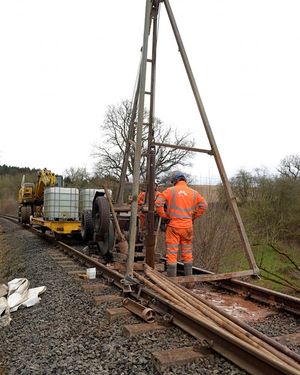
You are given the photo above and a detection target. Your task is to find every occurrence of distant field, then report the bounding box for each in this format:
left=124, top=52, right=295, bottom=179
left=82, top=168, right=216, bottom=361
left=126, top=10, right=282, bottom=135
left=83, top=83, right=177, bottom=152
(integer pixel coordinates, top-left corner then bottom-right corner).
left=191, top=184, right=219, bottom=203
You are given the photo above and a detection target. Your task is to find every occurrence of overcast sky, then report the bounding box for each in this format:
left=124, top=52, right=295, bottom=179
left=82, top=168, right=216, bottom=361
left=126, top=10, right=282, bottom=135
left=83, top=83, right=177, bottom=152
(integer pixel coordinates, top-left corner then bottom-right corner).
left=0, top=1, right=299, bottom=184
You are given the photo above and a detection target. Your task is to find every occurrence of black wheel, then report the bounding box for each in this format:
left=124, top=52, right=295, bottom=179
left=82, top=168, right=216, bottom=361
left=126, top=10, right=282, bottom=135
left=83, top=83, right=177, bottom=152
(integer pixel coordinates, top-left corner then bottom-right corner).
left=97, top=220, right=115, bottom=256
left=21, top=206, right=30, bottom=224
left=93, top=196, right=110, bottom=236
left=81, top=209, right=94, bottom=241
left=26, top=206, right=32, bottom=223
left=20, top=206, right=26, bottom=224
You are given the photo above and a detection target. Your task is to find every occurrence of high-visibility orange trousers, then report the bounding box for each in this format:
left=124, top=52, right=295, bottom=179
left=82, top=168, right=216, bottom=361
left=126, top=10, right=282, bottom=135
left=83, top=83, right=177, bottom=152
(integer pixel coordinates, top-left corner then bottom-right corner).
left=139, top=212, right=145, bottom=231
left=165, top=226, right=193, bottom=265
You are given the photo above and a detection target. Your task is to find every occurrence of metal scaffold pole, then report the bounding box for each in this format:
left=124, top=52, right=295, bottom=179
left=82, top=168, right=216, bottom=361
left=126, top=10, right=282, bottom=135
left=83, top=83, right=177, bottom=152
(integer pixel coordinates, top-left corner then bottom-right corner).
left=116, top=74, right=140, bottom=205
left=145, top=0, right=160, bottom=268
left=126, top=0, right=152, bottom=277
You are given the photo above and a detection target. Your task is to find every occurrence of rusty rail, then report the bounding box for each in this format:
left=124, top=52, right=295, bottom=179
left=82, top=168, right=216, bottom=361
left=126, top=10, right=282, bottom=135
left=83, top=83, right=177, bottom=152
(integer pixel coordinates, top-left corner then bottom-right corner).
left=2, top=214, right=300, bottom=375
left=133, top=267, right=300, bottom=375
left=177, top=262, right=300, bottom=316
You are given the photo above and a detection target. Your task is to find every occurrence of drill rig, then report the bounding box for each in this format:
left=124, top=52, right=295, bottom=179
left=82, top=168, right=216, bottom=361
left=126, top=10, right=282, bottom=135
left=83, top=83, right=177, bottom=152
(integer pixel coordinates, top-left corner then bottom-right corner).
left=90, top=0, right=259, bottom=281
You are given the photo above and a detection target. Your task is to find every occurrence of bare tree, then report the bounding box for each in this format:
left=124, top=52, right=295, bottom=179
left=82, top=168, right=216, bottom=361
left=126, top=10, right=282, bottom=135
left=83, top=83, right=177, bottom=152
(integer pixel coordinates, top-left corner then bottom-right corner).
left=277, top=154, right=300, bottom=180
left=159, top=170, right=193, bottom=185
left=64, top=167, right=91, bottom=188
left=93, top=100, right=194, bottom=181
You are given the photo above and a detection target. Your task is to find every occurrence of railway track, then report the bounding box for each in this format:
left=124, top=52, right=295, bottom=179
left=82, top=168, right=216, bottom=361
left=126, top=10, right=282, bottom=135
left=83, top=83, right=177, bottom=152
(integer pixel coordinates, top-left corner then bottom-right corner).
left=1, top=214, right=300, bottom=375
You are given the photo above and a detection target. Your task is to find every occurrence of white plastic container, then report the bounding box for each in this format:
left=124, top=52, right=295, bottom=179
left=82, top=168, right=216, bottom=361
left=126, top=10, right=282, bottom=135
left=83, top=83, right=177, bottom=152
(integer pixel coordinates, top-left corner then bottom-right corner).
left=79, top=188, right=112, bottom=215
left=79, top=189, right=104, bottom=213
left=44, top=187, right=79, bottom=220
left=86, top=267, right=96, bottom=279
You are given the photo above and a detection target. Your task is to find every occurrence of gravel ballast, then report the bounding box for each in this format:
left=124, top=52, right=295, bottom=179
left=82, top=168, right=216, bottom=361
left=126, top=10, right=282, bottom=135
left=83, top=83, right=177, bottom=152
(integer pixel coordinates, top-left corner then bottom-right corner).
left=0, top=218, right=298, bottom=374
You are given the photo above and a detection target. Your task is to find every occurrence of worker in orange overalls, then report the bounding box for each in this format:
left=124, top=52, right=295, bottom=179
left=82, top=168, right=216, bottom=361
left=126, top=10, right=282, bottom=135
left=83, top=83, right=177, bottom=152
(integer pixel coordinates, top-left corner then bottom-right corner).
left=155, top=172, right=208, bottom=277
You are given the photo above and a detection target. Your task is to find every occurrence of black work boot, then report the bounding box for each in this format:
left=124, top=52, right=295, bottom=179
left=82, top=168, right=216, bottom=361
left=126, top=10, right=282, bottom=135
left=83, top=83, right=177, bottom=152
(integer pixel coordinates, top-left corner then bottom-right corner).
left=167, top=264, right=177, bottom=277
left=184, top=262, right=193, bottom=276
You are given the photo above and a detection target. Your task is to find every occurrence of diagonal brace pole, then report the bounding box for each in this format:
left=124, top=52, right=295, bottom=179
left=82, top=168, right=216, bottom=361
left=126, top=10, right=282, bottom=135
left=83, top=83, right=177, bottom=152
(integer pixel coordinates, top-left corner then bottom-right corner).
left=163, top=0, right=259, bottom=274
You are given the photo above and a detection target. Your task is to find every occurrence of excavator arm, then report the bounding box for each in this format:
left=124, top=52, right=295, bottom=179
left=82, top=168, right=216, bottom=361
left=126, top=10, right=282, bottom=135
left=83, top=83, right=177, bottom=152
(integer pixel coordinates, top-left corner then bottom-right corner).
left=35, top=169, right=56, bottom=200
left=34, top=168, right=62, bottom=203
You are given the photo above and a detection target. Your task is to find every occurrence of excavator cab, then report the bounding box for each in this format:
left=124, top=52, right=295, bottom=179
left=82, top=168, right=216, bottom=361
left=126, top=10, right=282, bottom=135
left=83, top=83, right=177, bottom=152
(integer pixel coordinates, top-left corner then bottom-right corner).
left=18, top=178, right=35, bottom=224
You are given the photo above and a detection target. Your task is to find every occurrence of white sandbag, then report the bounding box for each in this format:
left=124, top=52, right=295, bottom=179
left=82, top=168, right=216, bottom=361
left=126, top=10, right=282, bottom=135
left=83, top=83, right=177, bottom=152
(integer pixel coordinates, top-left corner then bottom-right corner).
left=0, top=297, right=11, bottom=327
left=8, top=290, right=29, bottom=312
left=8, top=278, right=30, bottom=311
left=0, top=297, right=8, bottom=316
left=22, top=286, right=47, bottom=308
left=8, top=278, right=29, bottom=296
left=0, top=284, right=7, bottom=298
left=1, top=278, right=46, bottom=317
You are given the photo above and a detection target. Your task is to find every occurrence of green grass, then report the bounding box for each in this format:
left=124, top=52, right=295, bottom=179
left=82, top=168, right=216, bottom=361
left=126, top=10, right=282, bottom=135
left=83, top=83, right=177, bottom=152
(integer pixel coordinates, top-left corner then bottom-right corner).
left=220, top=242, right=300, bottom=297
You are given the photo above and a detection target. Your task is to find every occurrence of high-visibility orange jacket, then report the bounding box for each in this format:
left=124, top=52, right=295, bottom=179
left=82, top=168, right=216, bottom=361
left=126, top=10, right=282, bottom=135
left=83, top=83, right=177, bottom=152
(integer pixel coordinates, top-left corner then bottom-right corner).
left=138, top=191, right=160, bottom=205
left=155, top=181, right=208, bottom=228
left=138, top=191, right=146, bottom=205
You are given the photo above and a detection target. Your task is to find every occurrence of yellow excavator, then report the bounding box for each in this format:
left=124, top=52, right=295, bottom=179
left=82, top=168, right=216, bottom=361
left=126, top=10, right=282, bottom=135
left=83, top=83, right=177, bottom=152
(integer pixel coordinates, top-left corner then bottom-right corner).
left=18, top=168, right=63, bottom=224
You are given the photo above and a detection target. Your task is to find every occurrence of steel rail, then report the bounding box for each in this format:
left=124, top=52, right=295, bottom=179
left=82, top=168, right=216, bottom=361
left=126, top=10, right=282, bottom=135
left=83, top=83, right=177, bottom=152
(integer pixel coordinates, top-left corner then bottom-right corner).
left=220, top=278, right=300, bottom=316
left=2, top=214, right=300, bottom=374
left=0, top=215, right=131, bottom=292
left=2, top=215, right=299, bottom=315
left=54, top=241, right=132, bottom=292
left=1, top=215, right=299, bottom=315
left=177, top=263, right=300, bottom=316
left=133, top=286, right=300, bottom=375
left=171, top=276, right=300, bottom=364
left=144, top=266, right=300, bottom=365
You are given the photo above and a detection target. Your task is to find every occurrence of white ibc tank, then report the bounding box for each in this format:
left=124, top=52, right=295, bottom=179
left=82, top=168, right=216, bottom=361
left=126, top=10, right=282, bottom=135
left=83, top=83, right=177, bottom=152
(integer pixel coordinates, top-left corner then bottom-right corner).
left=79, top=189, right=104, bottom=213
left=79, top=188, right=112, bottom=214
left=44, top=187, right=79, bottom=220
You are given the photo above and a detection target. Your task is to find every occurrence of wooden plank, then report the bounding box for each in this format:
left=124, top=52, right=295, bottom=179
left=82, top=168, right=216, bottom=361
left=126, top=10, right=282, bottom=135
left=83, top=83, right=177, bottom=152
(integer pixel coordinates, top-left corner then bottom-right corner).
left=152, top=346, right=208, bottom=373
left=82, top=283, right=108, bottom=292
left=93, top=295, right=123, bottom=305
left=67, top=270, right=86, bottom=275
left=105, top=307, right=132, bottom=322
left=172, top=269, right=254, bottom=283
left=50, top=257, right=70, bottom=262
left=58, top=264, right=82, bottom=270
left=57, top=260, right=78, bottom=266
